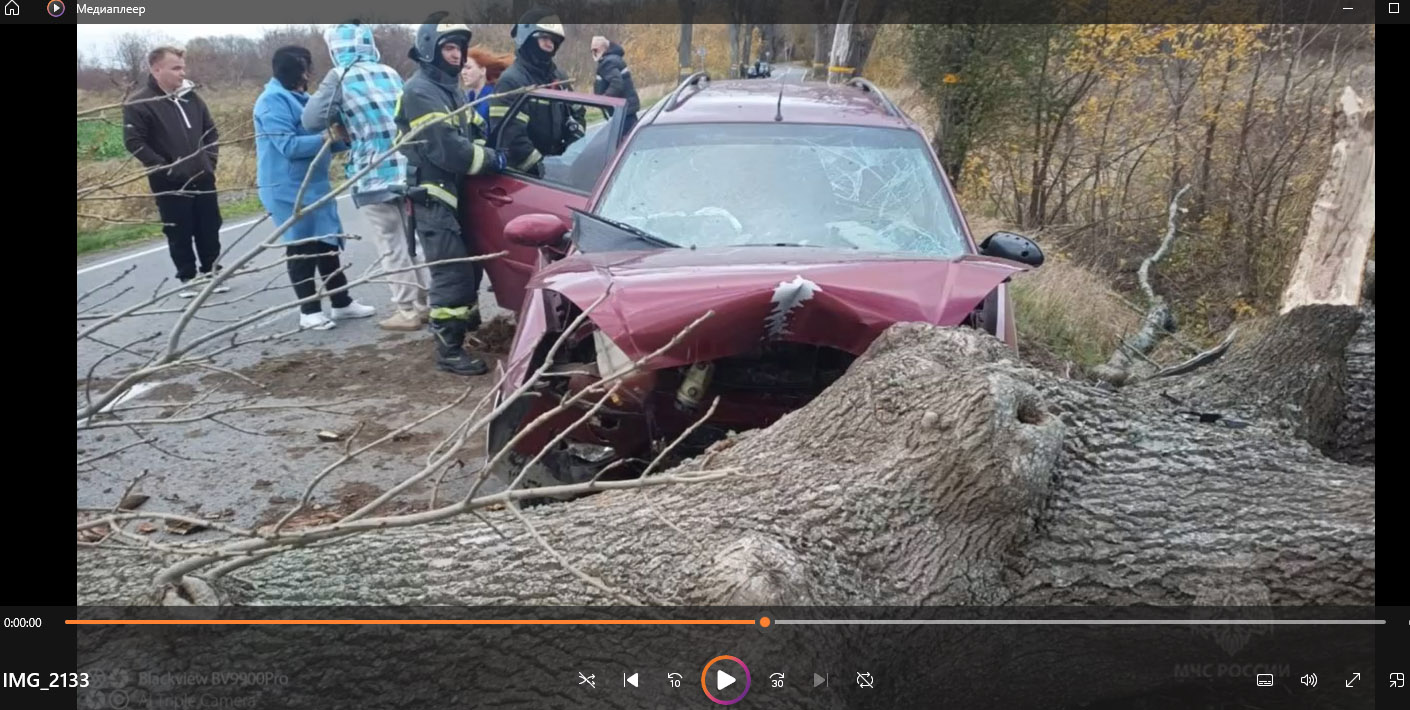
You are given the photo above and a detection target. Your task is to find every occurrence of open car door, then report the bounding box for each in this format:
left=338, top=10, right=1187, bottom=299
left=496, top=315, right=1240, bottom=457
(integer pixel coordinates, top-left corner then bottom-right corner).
left=463, top=89, right=627, bottom=313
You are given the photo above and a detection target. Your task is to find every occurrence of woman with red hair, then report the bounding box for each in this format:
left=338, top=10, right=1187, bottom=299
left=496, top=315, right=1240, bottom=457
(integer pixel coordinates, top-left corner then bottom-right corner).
left=462, top=46, right=513, bottom=122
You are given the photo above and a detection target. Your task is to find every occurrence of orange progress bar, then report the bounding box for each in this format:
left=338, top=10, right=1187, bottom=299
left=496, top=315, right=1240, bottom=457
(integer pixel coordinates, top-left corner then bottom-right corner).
left=68, top=619, right=764, bottom=626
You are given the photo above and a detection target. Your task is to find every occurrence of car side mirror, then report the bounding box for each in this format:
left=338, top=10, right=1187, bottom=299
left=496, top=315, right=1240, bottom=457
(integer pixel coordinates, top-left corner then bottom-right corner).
left=505, top=213, right=569, bottom=248
left=979, top=231, right=1044, bottom=267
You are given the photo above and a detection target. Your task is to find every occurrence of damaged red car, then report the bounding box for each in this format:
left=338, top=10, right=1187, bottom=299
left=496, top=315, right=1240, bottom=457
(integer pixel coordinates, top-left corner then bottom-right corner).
left=464, top=74, right=1044, bottom=498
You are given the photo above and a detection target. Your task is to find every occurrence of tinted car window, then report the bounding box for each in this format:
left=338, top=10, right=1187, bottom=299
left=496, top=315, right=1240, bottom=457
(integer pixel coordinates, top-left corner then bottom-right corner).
left=595, top=123, right=970, bottom=257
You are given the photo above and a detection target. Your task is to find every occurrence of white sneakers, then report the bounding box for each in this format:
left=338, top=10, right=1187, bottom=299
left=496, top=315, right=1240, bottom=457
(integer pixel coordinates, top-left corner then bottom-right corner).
left=300, top=312, right=336, bottom=330
left=177, top=272, right=233, bottom=299
left=300, top=301, right=377, bottom=331
left=330, top=301, right=377, bottom=320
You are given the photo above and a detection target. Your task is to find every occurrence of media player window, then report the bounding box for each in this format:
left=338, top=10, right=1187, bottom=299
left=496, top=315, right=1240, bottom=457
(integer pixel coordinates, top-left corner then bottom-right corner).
left=64, top=6, right=1386, bottom=710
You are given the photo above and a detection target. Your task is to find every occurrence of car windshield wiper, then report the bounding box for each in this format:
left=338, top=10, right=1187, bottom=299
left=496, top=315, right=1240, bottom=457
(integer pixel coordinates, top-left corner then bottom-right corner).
left=571, top=209, right=680, bottom=249
left=738, top=242, right=835, bottom=248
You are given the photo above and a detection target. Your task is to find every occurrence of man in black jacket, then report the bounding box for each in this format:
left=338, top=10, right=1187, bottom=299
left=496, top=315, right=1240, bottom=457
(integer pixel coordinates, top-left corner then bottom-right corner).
left=591, top=35, right=640, bottom=135
left=394, top=15, right=510, bottom=376
left=491, top=7, right=586, bottom=176
left=123, top=46, right=228, bottom=298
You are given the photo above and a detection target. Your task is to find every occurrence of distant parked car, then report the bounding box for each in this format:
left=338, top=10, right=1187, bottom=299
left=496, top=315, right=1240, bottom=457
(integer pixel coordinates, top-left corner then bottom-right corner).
left=465, top=74, right=1045, bottom=499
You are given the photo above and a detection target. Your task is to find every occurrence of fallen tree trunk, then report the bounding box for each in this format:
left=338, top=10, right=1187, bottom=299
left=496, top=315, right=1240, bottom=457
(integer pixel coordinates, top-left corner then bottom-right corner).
left=75, top=314, right=1374, bottom=709
left=78, top=312, right=1373, bottom=609
left=1332, top=304, right=1374, bottom=465
left=1133, top=304, right=1363, bottom=454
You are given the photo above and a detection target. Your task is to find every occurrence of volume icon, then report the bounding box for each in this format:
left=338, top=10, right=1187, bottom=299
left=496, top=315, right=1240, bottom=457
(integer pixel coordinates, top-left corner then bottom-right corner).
left=1301, top=673, right=1318, bottom=688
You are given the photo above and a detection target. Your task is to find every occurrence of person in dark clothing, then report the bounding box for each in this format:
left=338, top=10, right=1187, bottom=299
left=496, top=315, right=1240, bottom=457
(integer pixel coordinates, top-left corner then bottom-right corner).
left=122, top=46, right=228, bottom=298
left=591, top=35, right=640, bottom=136
left=491, top=7, right=586, bottom=176
left=395, top=14, right=511, bottom=376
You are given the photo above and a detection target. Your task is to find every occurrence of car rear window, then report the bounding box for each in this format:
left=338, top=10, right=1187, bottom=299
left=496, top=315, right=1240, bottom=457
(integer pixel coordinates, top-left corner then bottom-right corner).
left=595, top=123, right=971, bottom=257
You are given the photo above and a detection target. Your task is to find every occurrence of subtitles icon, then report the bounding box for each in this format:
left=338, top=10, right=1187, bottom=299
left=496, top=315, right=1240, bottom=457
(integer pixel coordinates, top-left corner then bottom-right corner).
left=1257, top=674, right=1274, bottom=687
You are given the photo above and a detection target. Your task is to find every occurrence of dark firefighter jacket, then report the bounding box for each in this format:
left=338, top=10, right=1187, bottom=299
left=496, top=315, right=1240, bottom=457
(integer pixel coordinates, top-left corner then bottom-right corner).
left=593, top=42, right=640, bottom=115
left=491, top=47, right=585, bottom=173
left=394, top=61, right=497, bottom=209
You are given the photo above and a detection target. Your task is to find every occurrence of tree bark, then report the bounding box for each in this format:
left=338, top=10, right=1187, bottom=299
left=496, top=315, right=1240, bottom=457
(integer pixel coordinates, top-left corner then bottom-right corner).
left=676, top=1, right=694, bottom=79
left=728, top=24, right=742, bottom=77
left=1280, top=87, right=1375, bottom=313
left=78, top=315, right=1372, bottom=610
left=827, top=0, right=859, bottom=85
left=811, top=18, right=834, bottom=81
left=1331, top=304, right=1374, bottom=465
left=1137, top=304, right=1364, bottom=455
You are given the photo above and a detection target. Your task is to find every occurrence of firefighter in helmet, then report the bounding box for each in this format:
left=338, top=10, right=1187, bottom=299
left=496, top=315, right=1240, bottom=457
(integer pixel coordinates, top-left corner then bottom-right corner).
left=395, top=14, right=508, bottom=376
left=490, top=7, right=587, bottom=176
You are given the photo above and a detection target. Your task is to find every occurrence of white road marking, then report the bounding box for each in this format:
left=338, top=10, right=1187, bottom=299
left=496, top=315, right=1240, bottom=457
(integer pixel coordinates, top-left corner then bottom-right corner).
left=75, top=194, right=352, bottom=276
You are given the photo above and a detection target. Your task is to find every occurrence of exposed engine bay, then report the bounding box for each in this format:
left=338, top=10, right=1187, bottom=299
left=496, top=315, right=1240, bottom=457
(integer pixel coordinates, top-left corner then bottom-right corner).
left=487, top=321, right=857, bottom=501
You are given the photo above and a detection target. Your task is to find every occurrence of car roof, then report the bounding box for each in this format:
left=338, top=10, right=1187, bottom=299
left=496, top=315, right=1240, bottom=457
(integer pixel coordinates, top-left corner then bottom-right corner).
left=647, top=79, right=914, bottom=129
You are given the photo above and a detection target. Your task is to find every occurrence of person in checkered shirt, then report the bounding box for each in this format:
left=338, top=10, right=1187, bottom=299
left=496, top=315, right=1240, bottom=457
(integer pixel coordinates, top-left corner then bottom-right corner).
left=303, top=22, right=431, bottom=332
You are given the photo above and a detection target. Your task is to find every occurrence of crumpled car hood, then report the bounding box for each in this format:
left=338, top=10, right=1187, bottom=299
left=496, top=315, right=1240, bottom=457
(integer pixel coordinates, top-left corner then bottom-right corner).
left=528, top=246, right=1028, bottom=368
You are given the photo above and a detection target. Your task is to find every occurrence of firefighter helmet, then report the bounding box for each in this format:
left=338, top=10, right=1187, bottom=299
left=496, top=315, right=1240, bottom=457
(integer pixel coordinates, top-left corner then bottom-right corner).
left=410, top=12, right=472, bottom=65
left=511, top=7, right=566, bottom=51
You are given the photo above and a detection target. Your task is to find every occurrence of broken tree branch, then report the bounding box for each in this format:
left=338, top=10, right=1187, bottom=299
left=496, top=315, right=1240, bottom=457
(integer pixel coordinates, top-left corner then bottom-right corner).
left=1093, top=184, right=1191, bottom=385
left=1280, top=86, right=1375, bottom=313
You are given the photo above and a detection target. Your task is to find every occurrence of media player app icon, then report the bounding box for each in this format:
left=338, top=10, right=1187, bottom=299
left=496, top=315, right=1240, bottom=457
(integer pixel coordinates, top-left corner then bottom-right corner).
left=1257, top=673, right=1274, bottom=687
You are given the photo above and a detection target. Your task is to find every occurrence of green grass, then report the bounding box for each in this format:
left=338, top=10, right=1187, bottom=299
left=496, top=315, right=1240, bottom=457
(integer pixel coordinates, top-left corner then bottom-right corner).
left=77, top=195, right=266, bottom=257
left=1006, top=259, right=1142, bottom=371
left=77, top=119, right=127, bottom=161
left=1011, top=280, right=1113, bottom=368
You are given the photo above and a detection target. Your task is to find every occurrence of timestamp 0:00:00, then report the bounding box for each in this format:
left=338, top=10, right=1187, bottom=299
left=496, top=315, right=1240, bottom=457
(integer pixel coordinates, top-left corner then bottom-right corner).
left=3, top=618, right=42, bottom=628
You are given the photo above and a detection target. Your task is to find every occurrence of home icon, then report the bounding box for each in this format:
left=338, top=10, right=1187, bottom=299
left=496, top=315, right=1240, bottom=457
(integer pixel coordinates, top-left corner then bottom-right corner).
left=3, top=0, right=18, bottom=16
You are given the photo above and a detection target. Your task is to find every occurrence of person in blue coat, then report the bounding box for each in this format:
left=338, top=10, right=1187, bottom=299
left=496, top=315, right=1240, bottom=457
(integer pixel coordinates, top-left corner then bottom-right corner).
left=255, top=45, right=376, bottom=330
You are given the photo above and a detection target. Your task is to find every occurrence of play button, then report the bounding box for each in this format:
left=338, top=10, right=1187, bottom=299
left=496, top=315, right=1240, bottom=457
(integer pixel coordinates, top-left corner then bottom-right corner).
left=701, top=655, right=751, bottom=705
left=716, top=670, right=736, bottom=690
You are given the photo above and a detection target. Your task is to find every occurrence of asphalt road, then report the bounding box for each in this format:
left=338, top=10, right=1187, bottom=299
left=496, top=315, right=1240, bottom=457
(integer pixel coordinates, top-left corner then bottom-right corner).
left=76, top=194, right=511, bottom=540
left=776, top=64, right=806, bottom=84
left=76, top=194, right=507, bottom=377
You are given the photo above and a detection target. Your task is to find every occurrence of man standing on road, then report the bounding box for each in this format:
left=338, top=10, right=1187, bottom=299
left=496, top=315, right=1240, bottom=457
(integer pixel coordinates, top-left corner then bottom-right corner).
left=394, top=15, right=510, bottom=376
left=302, top=22, right=431, bottom=332
left=591, top=35, right=640, bottom=136
left=122, top=46, right=229, bottom=298
left=492, top=7, right=585, bottom=176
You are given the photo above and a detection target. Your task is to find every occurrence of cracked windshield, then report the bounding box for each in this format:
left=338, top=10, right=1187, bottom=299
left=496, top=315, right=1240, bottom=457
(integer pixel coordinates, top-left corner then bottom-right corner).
left=595, top=123, right=970, bottom=256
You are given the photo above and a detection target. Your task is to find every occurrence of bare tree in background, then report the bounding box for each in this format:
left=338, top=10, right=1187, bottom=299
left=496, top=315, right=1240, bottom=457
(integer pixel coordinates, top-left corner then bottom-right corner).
left=111, top=31, right=172, bottom=90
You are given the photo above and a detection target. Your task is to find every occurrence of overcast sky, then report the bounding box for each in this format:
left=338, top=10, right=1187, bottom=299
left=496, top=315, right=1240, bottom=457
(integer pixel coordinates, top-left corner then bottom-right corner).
left=78, top=24, right=282, bottom=63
